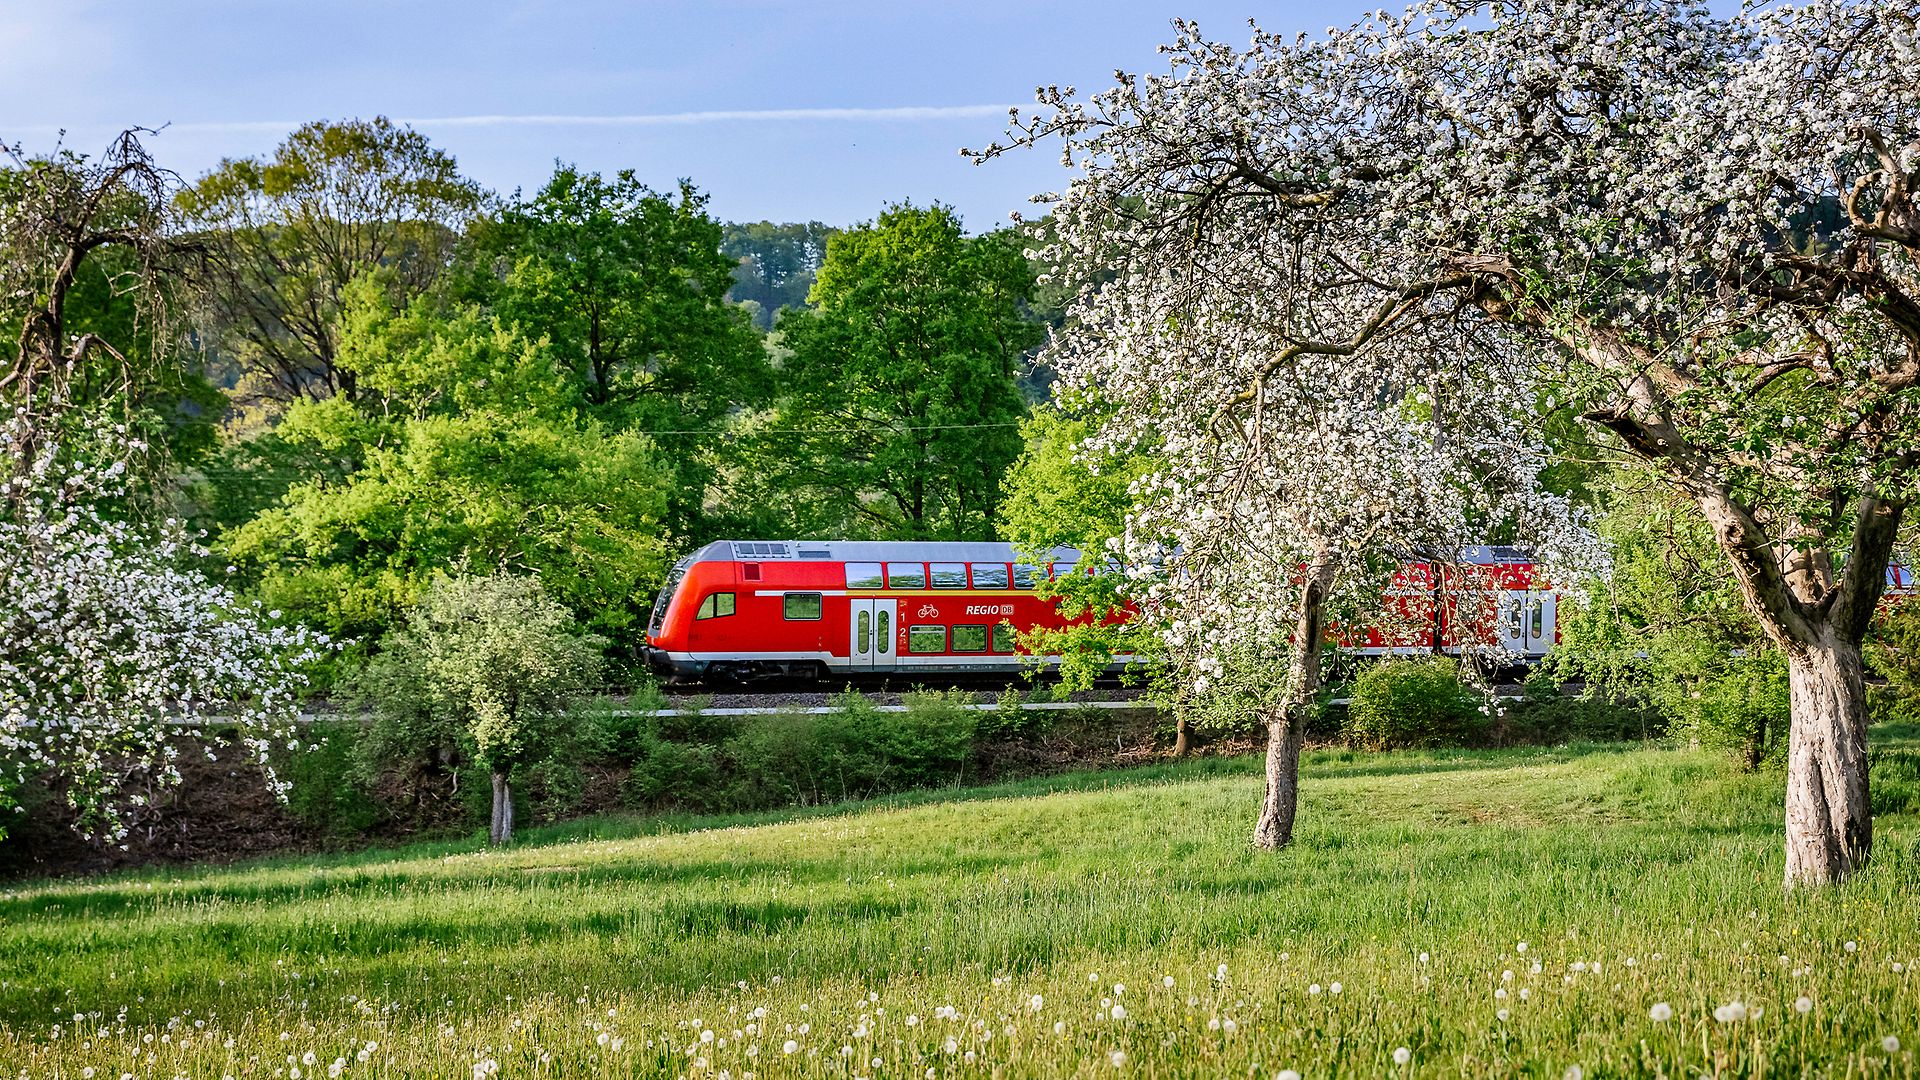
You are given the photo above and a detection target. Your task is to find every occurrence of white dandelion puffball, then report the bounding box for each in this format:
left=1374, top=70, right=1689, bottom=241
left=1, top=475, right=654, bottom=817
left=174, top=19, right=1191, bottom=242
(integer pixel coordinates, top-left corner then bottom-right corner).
left=1111, top=1004, right=1127, bottom=1021
left=1163, top=975, right=1175, bottom=988
left=1885, top=1036, right=1902, bottom=1054
left=1029, top=995, right=1044, bottom=1012
left=1109, top=1050, right=1127, bottom=1068
left=1795, top=997, right=1814, bottom=1014
left=1564, top=1067, right=1584, bottom=1080
left=1650, top=1003, right=1674, bottom=1022
left=782, top=1040, right=798, bottom=1055
left=1279, top=1071, right=1302, bottom=1080
left=1393, top=1047, right=1412, bottom=1065
left=1516, top=942, right=1529, bottom=954
left=1308, top=984, right=1322, bottom=996
left=1845, top=941, right=1858, bottom=953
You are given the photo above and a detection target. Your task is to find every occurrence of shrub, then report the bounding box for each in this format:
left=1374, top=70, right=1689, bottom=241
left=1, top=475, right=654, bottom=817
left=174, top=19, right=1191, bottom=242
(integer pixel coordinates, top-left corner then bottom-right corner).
left=875, top=691, right=978, bottom=787
left=1500, top=672, right=1660, bottom=744
left=1869, top=600, right=1920, bottom=726
left=1664, top=653, right=1790, bottom=766
left=342, top=572, right=604, bottom=843
left=275, top=720, right=385, bottom=838
left=1343, top=658, right=1485, bottom=749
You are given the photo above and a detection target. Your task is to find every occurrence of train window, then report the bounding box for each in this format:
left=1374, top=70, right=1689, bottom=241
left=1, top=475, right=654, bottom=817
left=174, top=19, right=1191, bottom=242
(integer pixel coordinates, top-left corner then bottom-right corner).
left=878, top=609, right=891, bottom=652
left=969, top=563, right=1009, bottom=589
left=695, top=592, right=736, bottom=620
left=1052, top=561, right=1078, bottom=580
left=951, top=625, right=988, bottom=652
left=908, top=625, right=946, bottom=653
left=1012, top=564, right=1039, bottom=588
left=1530, top=599, right=1544, bottom=639
left=846, top=562, right=885, bottom=589
left=783, top=593, right=823, bottom=620
left=991, top=622, right=1018, bottom=653
left=856, top=610, right=871, bottom=653
left=930, top=563, right=967, bottom=589
left=887, top=563, right=927, bottom=589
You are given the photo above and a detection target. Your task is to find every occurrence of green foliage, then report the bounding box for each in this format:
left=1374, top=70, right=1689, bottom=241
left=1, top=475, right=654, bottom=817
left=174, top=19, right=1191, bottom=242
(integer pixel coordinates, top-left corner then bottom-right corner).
left=998, top=404, right=1156, bottom=694
left=741, top=203, right=1038, bottom=540
left=626, top=691, right=978, bottom=813
left=456, top=166, right=767, bottom=538
left=1500, top=671, right=1661, bottom=744
left=273, top=721, right=386, bottom=838
left=1551, top=473, right=1788, bottom=766
left=179, top=117, right=482, bottom=403
left=1868, top=599, right=1920, bottom=726
left=344, top=573, right=604, bottom=792
left=224, top=280, right=674, bottom=647
left=1343, top=658, right=1486, bottom=749
left=720, top=220, right=837, bottom=328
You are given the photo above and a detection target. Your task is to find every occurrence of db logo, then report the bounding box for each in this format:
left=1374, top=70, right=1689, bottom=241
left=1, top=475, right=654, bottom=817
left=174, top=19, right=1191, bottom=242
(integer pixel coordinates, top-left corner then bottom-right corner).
left=917, top=604, right=940, bottom=619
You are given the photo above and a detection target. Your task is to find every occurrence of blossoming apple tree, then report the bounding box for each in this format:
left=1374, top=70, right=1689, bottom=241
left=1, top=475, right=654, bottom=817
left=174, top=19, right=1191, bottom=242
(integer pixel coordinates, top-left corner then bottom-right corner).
left=977, top=0, right=1919, bottom=884
left=1, top=132, right=326, bottom=844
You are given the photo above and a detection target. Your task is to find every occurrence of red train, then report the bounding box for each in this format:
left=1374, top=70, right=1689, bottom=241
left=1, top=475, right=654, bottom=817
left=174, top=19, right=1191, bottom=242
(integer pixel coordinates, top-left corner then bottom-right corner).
left=642, top=540, right=1104, bottom=680
left=642, top=540, right=1919, bottom=682
left=640, top=540, right=1576, bottom=681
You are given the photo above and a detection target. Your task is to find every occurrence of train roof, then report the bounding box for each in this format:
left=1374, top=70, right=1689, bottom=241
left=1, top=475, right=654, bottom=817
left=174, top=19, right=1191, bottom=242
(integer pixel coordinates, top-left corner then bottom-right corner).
left=689, top=540, right=1083, bottom=564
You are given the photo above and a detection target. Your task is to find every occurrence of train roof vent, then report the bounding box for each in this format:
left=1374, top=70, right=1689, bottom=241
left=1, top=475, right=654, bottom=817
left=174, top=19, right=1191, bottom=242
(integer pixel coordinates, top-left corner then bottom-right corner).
left=796, top=546, right=832, bottom=560
left=731, top=541, right=795, bottom=560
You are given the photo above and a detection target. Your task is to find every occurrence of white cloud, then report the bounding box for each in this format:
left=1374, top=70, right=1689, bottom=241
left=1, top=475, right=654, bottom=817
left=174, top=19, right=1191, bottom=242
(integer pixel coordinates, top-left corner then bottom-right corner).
left=8, top=104, right=1028, bottom=137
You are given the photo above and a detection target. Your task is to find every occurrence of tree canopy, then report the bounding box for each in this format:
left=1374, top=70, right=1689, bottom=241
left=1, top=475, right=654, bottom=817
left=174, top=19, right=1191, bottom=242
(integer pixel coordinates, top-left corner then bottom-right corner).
left=748, top=203, right=1039, bottom=540
left=978, top=0, right=1919, bottom=885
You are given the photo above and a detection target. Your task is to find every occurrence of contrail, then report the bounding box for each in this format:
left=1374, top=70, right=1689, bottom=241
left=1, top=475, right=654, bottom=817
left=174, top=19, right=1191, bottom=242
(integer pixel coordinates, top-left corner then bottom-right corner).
left=10, top=104, right=1027, bottom=136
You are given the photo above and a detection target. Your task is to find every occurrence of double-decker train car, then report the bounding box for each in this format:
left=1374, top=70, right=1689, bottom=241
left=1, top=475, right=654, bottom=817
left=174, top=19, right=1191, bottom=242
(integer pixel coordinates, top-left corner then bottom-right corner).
left=1348, top=545, right=1563, bottom=660
left=643, top=538, right=1920, bottom=681
left=641, top=540, right=1119, bottom=680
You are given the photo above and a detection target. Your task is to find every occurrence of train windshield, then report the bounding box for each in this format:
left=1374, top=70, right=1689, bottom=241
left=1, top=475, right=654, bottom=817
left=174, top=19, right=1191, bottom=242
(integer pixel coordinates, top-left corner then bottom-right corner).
left=648, top=555, right=694, bottom=638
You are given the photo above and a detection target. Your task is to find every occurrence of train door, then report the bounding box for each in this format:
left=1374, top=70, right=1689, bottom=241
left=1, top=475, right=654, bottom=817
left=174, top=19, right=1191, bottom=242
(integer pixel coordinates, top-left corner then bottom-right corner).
left=1524, top=591, right=1556, bottom=655
left=848, top=598, right=898, bottom=671
left=1496, top=591, right=1528, bottom=655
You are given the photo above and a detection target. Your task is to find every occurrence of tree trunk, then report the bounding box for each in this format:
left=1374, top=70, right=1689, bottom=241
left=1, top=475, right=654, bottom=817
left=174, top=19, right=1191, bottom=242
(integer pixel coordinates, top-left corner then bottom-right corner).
left=1253, top=556, right=1336, bottom=850
left=1172, top=715, right=1192, bottom=758
left=1251, top=696, right=1307, bottom=850
left=489, top=770, right=515, bottom=845
left=1782, top=634, right=1872, bottom=888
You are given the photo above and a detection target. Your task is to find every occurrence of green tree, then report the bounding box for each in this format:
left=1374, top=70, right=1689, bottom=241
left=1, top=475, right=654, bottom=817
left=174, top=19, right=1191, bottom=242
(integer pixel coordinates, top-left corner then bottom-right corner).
left=350, top=573, right=603, bottom=844
left=458, top=166, right=766, bottom=537
left=720, top=220, right=837, bottom=329
left=1551, top=473, right=1786, bottom=769
left=178, top=117, right=483, bottom=405
left=754, top=203, right=1039, bottom=540
left=225, top=278, right=672, bottom=652
left=998, top=403, right=1161, bottom=703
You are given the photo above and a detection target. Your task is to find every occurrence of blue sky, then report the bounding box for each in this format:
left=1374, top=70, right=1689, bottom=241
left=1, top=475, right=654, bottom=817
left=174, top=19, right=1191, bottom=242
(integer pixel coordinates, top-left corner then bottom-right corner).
left=2, top=0, right=1353, bottom=230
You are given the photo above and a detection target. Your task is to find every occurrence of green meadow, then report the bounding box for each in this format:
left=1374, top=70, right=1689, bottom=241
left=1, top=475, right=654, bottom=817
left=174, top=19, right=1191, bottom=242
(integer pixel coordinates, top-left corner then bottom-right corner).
left=4, top=732, right=1919, bottom=1078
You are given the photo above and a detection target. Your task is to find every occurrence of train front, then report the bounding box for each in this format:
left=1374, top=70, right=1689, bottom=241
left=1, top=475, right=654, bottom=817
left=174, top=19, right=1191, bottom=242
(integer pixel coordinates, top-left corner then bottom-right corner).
left=640, top=553, right=696, bottom=678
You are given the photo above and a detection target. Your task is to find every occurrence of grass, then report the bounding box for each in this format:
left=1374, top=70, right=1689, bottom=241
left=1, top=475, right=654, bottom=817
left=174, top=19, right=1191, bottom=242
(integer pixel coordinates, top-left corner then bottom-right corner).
left=3, top=735, right=1919, bottom=1078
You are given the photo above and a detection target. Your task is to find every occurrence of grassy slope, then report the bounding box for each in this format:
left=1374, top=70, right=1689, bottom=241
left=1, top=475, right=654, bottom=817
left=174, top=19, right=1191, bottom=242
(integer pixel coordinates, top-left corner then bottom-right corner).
left=3, top=735, right=1918, bottom=1078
